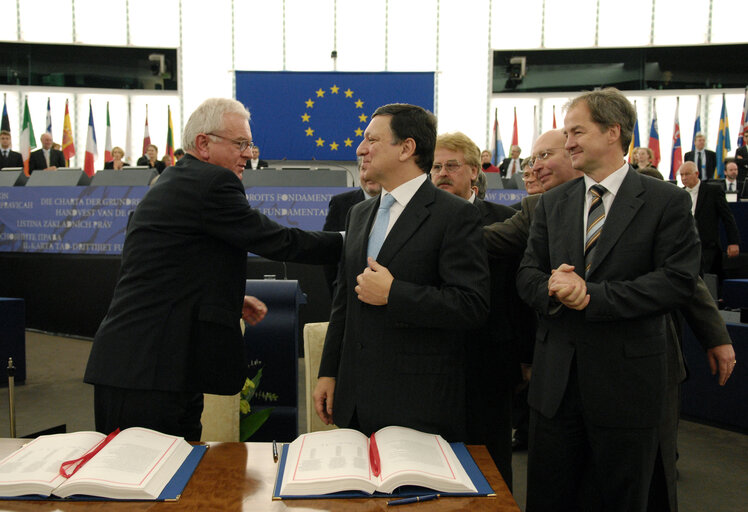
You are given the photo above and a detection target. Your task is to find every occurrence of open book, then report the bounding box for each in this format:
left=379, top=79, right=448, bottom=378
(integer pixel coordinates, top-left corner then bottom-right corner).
left=0, top=427, right=195, bottom=500
left=278, top=426, right=478, bottom=496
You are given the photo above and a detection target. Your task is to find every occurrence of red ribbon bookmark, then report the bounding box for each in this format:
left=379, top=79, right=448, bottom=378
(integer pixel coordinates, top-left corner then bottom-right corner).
left=369, top=432, right=381, bottom=477
left=59, top=428, right=120, bottom=478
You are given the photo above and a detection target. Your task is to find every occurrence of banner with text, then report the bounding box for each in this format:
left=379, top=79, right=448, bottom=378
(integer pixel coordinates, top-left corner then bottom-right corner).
left=0, top=186, right=526, bottom=255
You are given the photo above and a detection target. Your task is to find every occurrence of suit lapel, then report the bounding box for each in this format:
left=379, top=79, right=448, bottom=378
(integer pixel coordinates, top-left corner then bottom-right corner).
left=553, top=178, right=586, bottom=272
left=375, top=179, right=434, bottom=266
left=694, top=184, right=706, bottom=218
left=349, top=197, right=379, bottom=265
left=587, top=168, right=644, bottom=278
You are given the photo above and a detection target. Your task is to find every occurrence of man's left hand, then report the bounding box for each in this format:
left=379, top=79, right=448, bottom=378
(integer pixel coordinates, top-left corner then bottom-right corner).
left=242, top=295, right=268, bottom=325
left=355, top=257, right=394, bottom=306
left=548, top=264, right=590, bottom=310
left=727, top=244, right=740, bottom=258
left=707, top=344, right=737, bottom=386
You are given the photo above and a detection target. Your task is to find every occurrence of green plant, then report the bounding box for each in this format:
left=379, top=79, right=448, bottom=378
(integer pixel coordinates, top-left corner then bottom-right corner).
left=239, top=367, right=275, bottom=441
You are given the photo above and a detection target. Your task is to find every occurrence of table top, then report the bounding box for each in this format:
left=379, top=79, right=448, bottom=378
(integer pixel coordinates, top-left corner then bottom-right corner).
left=0, top=439, right=520, bottom=511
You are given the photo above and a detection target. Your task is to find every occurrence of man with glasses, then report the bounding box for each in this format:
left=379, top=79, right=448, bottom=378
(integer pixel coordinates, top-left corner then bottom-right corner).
left=431, top=131, right=523, bottom=489
left=314, top=104, right=490, bottom=443
left=85, top=98, right=343, bottom=440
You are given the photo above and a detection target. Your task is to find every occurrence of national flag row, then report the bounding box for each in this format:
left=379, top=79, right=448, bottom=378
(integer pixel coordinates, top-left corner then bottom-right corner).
left=490, top=89, right=748, bottom=178
left=1, top=95, right=175, bottom=178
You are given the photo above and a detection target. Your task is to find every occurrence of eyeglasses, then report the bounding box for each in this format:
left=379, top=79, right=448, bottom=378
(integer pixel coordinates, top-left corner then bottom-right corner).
left=522, top=170, right=538, bottom=181
left=525, top=148, right=566, bottom=168
left=431, top=160, right=465, bottom=174
left=206, top=133, right=255, bottom=152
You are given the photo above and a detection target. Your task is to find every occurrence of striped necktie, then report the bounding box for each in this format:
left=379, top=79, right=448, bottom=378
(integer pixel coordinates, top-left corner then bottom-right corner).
left=367, top=193, right=396, bottom=260
left=585, top=184, right=607, bottom=277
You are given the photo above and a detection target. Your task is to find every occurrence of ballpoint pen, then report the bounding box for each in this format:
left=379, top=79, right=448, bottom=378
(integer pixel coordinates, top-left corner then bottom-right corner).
left=272, top=440, right=278, bottom=463
left=387, top=494, right=439, bottom=506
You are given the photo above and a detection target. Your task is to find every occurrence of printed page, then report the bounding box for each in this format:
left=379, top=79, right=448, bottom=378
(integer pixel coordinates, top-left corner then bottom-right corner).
left=281, top=428, right=375, bottom=495
left=0, top=431, right=104, bottom=496
left=374, top=426, right=476, bottom=494
left=56, top=427, right=191, bottom=498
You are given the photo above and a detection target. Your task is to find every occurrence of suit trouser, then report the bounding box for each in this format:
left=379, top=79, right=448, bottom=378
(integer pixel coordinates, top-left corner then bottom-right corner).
left=526, top=363, right=659, bottom=512
left=94, top=385, right=204, bottom=441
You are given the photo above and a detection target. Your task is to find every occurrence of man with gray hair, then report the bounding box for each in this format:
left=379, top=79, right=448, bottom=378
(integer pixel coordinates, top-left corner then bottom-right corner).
left=85, top=98, right=343, bottom=440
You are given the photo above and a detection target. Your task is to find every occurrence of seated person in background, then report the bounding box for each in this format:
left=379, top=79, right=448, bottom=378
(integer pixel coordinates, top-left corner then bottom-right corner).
left=632, top=146, right=656, bottom=169
left=499, top=145, right=522, bottom=179
left=137, top=144, right=166, bottom=173
left=0, top=130, right=23, bottom=170
left=244, top=145, right=269, bottom=169
left=104, top=146, right=126, bottom=170
left=480, top=149, right=501, bottom=173
left=174, top=148, right=185, bottom=161
left=29, top=133, right=66, bottom=172
left=162, top=154, right=174, bottom=167
left=722, top=158, right=742, bottom=196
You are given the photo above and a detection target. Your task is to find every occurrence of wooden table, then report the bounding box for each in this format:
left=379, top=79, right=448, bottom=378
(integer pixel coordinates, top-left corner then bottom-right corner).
left=0, top=440, right=520, bottom=511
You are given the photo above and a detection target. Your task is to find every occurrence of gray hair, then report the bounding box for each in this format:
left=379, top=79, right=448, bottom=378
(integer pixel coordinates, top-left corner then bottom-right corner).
left=182, top=98, right=250, bottom=151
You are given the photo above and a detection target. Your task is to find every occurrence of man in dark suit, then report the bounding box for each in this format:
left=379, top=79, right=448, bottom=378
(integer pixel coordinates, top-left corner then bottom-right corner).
left=431, top=130, right=519, bottom=488
left=517, top=89, right=701, bottom=511
left=490, top=129, right=734, bottom=511
left=684, top=132, right=717, bottom=181
left=244, top=145, right=269, bottom=169
left=313, top=104, right=490, bottom=442
left=84, top=98, right=343, bottom=441
left=0, top=130, right=23, bottom=170
left=679, top=160, right=740, bottom=277
left=499, top=144, right=522, bottom=179
left=29, top=132, right=66, bottom=172
left=322, top=158, right=381, bottom=295
left=721, top=158, right=742, bottom=197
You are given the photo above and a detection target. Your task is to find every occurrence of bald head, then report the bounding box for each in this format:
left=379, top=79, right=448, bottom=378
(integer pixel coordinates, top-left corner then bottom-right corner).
left=40, top=133, right=53, bottom=150
left=679, top=161, right=699, bottom=188
left=531, top=129, right=582, bottom=190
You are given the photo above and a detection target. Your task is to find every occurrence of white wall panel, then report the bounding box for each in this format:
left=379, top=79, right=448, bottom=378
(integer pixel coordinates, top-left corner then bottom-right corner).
left=74, top=0, right=127, bottom=45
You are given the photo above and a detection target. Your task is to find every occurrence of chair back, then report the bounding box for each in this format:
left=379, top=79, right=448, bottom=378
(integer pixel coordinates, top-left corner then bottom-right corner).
left=303, top=322, right=337, bottom=433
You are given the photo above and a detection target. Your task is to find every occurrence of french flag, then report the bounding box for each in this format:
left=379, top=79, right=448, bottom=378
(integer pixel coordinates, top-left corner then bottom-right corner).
left=84, top=101, right=98, bottom=177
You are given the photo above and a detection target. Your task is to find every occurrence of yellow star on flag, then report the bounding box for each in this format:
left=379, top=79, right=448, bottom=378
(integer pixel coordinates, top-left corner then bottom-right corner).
left=344, top=138, right=353, bottom=147
left=344, top=89, right=354, bottom=98
left=355, top=128, right=363, bottom=136
left=315, top=137, right=325, bottom=147
left=330, top=141, right=339, bottom=151
left=315, top=88, right=325, bottom=98
left=305, top=127, right=314, bottom=136
left=305, top=99, right=314, bottom=108
left=358, top=113, right=368, bottom=123
left=330, top=85, right=340, bottom=94
left=355, top=99, right=364, bottom=108
left=301, top=113, right=311, bottom=122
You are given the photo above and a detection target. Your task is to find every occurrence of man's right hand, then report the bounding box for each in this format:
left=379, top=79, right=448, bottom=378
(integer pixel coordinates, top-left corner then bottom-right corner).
left=313, top=377, right=336, bottom=425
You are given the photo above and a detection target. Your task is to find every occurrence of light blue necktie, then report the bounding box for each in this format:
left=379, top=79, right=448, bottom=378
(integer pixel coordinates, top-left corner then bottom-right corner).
left=367, top=193, right=396, bottom=260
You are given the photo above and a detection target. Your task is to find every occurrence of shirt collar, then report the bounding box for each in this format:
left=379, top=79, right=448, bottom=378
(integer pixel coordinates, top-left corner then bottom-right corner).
left=383, top=173, right=428, bottom=209
left=583, top=161, right=629, bottom=196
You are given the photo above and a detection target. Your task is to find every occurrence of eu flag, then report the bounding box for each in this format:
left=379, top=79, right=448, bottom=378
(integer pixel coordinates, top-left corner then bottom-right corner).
left=235, top=71, right=434, bottom=160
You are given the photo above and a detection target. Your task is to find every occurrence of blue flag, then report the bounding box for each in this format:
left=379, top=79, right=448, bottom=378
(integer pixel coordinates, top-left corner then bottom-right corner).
left=715, top=95, right=731, bottom=179
left=235, top=71, right=434, bottom=160
left=1, top=94, right=9, bottom=132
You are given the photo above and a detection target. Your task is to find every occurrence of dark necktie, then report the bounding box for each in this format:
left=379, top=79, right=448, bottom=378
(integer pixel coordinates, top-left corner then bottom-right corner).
left=729, top=182, right=734, bottom=192
left=367, top=193, right=396, bottom=260
left=585, top=185, right=607, bottom=277
left=697, top=152, right=703, bottom=179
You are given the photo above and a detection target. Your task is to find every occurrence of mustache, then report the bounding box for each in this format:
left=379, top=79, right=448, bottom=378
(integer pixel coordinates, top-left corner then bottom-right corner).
left=435, top=178, right=453, bottom=187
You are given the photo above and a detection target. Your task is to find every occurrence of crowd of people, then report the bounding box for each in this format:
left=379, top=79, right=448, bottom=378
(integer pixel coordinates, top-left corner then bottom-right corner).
left=76, top=90, right=741, bottom=512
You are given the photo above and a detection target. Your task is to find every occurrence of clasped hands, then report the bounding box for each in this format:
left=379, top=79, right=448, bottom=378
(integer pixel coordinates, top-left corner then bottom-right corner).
left=548, top=263, right=590, bottom=310
left=355, top=257, right=394, bottom=305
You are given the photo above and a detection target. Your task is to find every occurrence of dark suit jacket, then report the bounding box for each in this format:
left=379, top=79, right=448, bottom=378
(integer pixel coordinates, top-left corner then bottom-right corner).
left=318, top=178, right=490, bottom=441
left=684, top=149, right=717, bottom=179
left=0, top=149, right=23, bottom=170
left=517, top=167, right=700, bottom=429
left=499, top=157, right=522, bottom=178
left=693, top=182, right=740, bottom=274
left=721, top=178, right=743, bottom=196
left=136, top=156, right=166, bottom=173
left=29, top=148, right=65, bottom=172
left=84, top=154, right=342, bottom=396
left=322, top=188, right=367, bottom=294
left=244, top=159, right=269, bottom=169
